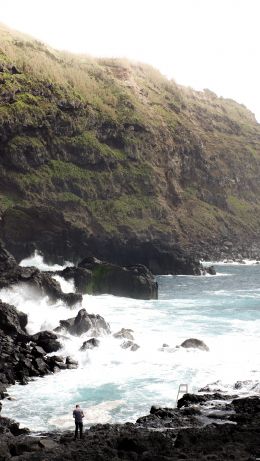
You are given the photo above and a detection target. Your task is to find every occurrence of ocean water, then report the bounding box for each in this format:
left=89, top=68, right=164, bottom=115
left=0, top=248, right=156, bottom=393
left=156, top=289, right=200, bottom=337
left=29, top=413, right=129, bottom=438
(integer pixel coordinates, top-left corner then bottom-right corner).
left=1, top=255, right=260, bottom=431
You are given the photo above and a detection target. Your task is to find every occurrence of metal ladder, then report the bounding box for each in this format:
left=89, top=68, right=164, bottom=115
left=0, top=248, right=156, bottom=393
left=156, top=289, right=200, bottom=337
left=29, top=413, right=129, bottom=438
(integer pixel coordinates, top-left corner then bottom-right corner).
left=176, top=383, right=188, bottom=405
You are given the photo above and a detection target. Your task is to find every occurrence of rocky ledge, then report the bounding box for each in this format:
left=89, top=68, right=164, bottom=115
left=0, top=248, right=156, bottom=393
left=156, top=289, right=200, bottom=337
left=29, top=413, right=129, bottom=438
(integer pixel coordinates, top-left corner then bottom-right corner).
left=56, top=256, right=158, bottom=299
left=0, top=391, right=259, bottom=460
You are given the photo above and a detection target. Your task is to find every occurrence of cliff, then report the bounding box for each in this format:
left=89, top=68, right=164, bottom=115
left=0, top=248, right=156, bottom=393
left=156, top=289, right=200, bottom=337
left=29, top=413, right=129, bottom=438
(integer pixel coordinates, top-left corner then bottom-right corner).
left=0, top=24, right=260, bottom=269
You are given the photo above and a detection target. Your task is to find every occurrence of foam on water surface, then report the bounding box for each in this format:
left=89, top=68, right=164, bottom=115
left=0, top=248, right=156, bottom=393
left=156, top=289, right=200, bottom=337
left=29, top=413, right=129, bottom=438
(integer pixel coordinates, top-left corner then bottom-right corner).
left=1, top=258, right=260, bottom=431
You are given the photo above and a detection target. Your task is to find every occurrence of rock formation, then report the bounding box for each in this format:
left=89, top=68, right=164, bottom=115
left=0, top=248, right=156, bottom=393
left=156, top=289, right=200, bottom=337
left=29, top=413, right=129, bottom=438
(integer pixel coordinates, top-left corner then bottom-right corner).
left=58, top=257, right=158, bottom=299
left=0, top=25, right=259, bottom=268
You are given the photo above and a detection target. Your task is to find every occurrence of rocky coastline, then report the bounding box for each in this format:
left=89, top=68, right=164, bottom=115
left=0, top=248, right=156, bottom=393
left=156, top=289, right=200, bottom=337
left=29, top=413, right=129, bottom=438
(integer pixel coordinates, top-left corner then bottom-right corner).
left=1, top=383, right=260, bottom=460
left=1, top=242, right=260, bottom=460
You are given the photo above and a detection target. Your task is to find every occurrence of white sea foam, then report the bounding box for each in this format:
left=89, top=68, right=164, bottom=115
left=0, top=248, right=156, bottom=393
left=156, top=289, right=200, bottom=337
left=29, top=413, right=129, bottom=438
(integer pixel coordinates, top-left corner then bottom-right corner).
left=20, top=251, right=73, bottom=271
left=1, top=262, right=260, bottom=431
left=202, top=259, right=259, bottom=266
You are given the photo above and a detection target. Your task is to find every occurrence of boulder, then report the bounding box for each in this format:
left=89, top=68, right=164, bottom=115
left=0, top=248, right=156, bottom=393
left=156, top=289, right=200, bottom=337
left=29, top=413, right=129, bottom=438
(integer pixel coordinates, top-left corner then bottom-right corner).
left=180, top=338, right=209, bottom=351
left=113, top=328, right=134, bottom=340
left=31, top=330, right=62, bottom=353
left=74, top=256, right=158, bottom=299
left=55, top=308, right=110, bottom=336
left=17, top=311, right=28, bottom=330
left=65, top=356, right=78, bottom=369
left=0, top=301, right=27, bottom=336
left=121, top=340, right=140, bottom=351
left=80, top=338, right=100, bottom=350
left=31, top=346, right=46, bottom=357
left=201, top=265, right=216, bottom=275
left=34, top=357, right=49, bottom=375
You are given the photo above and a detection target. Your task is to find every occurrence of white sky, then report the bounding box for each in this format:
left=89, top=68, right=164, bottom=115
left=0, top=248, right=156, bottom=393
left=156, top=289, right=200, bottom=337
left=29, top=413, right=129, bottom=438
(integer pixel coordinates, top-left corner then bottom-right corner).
left=1, top=0, right=260, bottom=121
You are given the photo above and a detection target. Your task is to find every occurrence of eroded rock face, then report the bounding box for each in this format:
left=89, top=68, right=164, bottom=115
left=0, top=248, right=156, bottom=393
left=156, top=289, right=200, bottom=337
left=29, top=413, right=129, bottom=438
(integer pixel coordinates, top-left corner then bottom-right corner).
left=73, top=257, right=159, bottom=300
left=55, top=308, right=111, bottom=336
left=1, top=206, right=204, bottom=276
left=180, top=338, right=209, bottom=351
left=56, top=257, right=158, bottom=299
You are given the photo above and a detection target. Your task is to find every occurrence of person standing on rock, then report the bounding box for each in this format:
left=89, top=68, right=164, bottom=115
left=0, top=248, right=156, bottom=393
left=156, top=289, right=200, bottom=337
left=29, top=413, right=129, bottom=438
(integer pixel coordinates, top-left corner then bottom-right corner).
left=73, top=404, right=84, bottom=440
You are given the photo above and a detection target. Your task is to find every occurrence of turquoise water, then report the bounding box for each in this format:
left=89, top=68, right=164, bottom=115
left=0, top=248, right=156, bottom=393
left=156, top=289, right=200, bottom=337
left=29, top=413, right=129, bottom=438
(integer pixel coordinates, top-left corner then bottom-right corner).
left=1, top=261, right=260, bottom=431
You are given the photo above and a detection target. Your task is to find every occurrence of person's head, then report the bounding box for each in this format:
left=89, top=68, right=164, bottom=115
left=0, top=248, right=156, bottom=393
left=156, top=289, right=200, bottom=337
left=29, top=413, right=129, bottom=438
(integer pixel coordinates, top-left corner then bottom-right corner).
left=76, top=404, right=80, bottom=408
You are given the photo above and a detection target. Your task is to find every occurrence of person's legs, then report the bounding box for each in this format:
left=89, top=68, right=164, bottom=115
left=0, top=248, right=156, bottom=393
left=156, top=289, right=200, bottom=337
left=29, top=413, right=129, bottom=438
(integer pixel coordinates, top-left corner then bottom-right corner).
left=79, top=422, right=83, bottom=439
left=74, top=422, right=79, bottom=439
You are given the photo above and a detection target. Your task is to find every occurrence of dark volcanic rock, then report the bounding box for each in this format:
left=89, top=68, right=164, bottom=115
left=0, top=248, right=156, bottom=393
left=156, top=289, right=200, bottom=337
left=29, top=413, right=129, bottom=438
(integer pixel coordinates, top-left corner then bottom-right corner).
left=177, top=392, right=236, bottom=409
left=180, top=338, right=209, bottom=351
left=0, top=301, right=27, bottom=336
left=201, top=265, right=216, bottom=275
left=1, top=207, right=203, bottom=276
left=80, top=338, right=100, bottom=350
left=57, top=258, right=158, bottom=300
left=56, top=266, right=92, bottom=293
left=31, top=331, right=62, bottom=353
left=75, top=256, right=158, bottom=299
left=55, top=308, right=111, bottom=336
left=1, top=387, right=260, bottom=460
left=0, top=242, right=81, bottom=306
left=65, top=356, right=78, bottom=369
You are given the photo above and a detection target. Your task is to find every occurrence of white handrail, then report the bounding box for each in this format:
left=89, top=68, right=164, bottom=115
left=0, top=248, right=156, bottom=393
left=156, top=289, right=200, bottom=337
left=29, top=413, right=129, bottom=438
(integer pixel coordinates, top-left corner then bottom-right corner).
left=176, top=383, right=188, bottom=405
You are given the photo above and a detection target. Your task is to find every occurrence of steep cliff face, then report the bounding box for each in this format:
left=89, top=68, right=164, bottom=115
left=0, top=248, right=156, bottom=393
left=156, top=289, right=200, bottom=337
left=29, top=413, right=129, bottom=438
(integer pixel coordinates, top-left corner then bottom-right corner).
left=0, top=24, right=260, bottom=268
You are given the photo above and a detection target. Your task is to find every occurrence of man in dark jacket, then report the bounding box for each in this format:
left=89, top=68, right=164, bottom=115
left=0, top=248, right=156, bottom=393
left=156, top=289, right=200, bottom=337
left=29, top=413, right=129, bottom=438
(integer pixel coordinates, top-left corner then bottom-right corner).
left=73, top=404, right=85, bottom=440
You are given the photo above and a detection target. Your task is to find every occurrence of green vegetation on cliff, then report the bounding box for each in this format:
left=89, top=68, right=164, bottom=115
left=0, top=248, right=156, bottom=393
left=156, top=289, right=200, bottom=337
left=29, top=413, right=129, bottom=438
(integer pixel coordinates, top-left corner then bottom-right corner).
left=0, top=23, right=260, bottom=257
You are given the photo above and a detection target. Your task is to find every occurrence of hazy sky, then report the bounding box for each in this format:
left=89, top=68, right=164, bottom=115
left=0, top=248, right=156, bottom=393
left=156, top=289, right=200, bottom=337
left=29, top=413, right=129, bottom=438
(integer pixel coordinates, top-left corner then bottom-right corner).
left=1, top=0, right=260, bottom=121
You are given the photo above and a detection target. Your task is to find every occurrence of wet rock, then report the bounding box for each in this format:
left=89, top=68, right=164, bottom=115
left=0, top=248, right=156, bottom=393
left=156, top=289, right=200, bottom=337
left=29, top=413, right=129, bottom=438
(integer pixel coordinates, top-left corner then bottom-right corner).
left=121, top=340, right=140, bottom=351
left=0, top=301, right=27, bottom=336
left=31, top=331, right=62, bottom=353
left=65, top=356, right=78, bottom=369
left=31, top=346, right=46, bottom=357
left=80, top=338, right=100, bottom=350
left=76, top=257, right=158, bottom=300
left=38, top=438, right=59, bottom=450
left=55, top=308, right=110, bottom=336
left=198, top=381, right=224, bottom=393
left=56, top=266, right=92, bottom=293
left=0, top=242, right=81, bottom=306
left=180, top=338, right=209, bottom=351
left=34, top=358, right=49, bottom=375
left=177, top=392, right=236, bottom=409
left=0, top=384, right=7, bottom=399
left=201, top=265, right=216, bottom=275
left=234, top=380, right=253, bottom=390
left=1, top=392, right=260, bottom=460
left=17, top=311, right=28, bottom=330
left=232, top=396, right=260, bottom=415
left=113, top=328, right=134, bottom=340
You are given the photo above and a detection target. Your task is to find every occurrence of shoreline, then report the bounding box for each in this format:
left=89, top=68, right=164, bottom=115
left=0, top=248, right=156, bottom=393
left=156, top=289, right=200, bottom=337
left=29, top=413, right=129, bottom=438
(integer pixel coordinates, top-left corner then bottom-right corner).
left=1, top=386, right=260, bottom=460
left=1, top=245, right=260, bottom=459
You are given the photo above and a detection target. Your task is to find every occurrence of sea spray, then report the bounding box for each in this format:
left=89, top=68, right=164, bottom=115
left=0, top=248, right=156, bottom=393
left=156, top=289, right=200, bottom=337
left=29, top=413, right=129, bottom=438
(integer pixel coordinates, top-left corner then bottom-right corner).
left=1, top=256, right=260, bottom=430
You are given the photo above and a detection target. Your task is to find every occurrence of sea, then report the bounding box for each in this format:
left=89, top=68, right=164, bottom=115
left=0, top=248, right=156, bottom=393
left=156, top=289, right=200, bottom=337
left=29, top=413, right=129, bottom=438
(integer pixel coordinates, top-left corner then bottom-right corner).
left=1, top=253, right=260, bottom=431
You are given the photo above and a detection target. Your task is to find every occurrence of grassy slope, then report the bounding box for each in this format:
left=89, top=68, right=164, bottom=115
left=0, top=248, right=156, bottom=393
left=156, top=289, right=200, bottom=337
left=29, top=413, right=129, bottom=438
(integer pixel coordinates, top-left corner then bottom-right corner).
left=0, top=23, right=260, bottom=249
